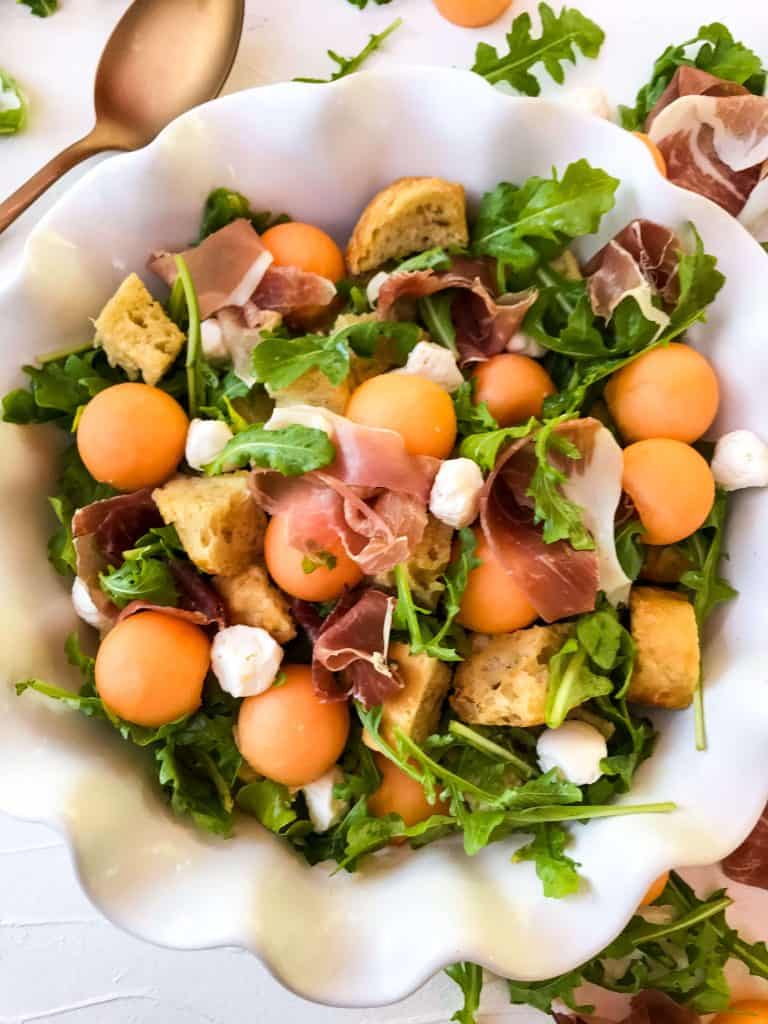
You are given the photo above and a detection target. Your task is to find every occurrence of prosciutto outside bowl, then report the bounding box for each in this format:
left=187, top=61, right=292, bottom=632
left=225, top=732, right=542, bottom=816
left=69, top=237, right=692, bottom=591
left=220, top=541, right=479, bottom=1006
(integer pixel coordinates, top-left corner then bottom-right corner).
left=0, top=67, right=767, bottom=1007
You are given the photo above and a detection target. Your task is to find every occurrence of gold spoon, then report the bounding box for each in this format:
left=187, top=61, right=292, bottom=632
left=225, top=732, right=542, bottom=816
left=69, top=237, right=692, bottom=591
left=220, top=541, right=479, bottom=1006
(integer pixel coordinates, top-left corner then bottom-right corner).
left=0, top=0, right=244, bottom=234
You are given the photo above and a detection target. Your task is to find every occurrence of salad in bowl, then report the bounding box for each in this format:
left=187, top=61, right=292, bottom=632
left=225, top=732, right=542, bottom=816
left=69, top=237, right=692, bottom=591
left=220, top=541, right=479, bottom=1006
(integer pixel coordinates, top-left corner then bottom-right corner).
left=4, top=155, right=762, bottom=897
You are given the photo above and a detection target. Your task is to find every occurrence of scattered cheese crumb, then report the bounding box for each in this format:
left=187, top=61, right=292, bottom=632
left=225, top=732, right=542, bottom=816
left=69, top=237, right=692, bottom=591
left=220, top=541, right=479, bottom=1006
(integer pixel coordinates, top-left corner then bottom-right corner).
left=395, top=340, right=464, bottom=393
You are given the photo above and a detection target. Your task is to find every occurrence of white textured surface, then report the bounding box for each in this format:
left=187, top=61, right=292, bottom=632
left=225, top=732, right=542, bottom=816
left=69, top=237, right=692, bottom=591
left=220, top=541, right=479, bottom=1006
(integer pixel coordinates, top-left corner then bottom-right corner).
left=0, top=1, right=767, bottom=1021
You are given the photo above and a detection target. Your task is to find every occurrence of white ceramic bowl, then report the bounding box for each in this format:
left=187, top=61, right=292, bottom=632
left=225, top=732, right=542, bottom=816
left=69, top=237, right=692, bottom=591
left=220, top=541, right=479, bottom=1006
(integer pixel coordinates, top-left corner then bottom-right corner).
left=1, top=67, right=767, bottom=1008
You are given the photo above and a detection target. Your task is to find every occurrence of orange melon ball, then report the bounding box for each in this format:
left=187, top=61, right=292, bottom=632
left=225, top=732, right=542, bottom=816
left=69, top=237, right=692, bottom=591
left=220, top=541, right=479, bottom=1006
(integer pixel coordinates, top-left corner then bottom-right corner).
left=95, top=611, right=209, bottom=727
left=261, top=222, right=346, bottom=283
left=345, top=373, right=457, bottom=459
left=713, top=1001, right=768, bottom=1024
left=604, top=344, right=720, bottom=443
left=457, top=528, right=538, bottom=633
left=633, top=133, right=667, bottom=176
left=623, top=439, right=715, bottom=546
left=433, top=0, right=513, bottom=28
left=264, top=514, right=363, bottom=601
left=640, top=871, right=670, bottom=907
left=368, top=754, right=449, bottom=827
left=472, top=354, right=555, bottom=427
left=236, top=664, right=349, bottom=787
left=77, top=383, right=188, bottom=491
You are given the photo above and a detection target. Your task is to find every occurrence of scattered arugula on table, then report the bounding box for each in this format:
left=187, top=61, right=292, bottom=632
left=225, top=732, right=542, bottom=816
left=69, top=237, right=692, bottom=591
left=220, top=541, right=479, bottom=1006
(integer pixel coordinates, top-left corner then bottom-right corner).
left=18, top=0, right=57, bottom=16
left=619, top=22, right=768, bottom=130
left=0, top=70, right=27, bottom=134
left=295, top=17, right=402, bottom=84
left=447, top=871, right=768, bottom=1022
left=471, top=3, right=605, bottom=94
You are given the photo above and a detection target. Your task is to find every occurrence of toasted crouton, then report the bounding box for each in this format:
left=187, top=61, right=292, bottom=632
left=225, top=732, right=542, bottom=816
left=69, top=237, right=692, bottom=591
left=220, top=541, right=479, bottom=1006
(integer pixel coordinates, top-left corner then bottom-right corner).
left=269, top=367, right=350, bottom=414
left=381, top=642, right=453, bottom=746
left=94, top=273, right=185, bottom=386
left=214, top=563, right=295, bottom=643
left=153, top=473, right=266, bottom=576
left=346, top=177, right=469, bottom=274
left=628, top=587, right=699, bottom=709
left=373, top=516, right=454, bottom=609
left=451, top=625, right=574, bottom=727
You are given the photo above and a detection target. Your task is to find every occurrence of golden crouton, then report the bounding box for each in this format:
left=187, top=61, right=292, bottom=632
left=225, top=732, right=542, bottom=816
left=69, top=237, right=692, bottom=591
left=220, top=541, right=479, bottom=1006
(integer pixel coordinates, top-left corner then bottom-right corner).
left=451, top=625, right=574, bottom=727
left=628, top=587, right=700, bottom=709
left=640, top=545, right=692, bottom=585
left=153, top=472, right=266, bottom=577
left=346, top=177, right=469, bottom=274
left=269, top=367, right=350, bottom=414
left=214, top=563, right=296, bottom=643
left=373, top=516, right=454, bottom=609
left=94, top=273, right=185, bottom=386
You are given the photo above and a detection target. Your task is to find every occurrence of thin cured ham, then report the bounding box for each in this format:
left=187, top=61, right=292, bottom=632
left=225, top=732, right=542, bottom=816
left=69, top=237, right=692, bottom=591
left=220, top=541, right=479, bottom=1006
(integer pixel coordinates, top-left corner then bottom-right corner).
left=648, top=92, right=768, bottom=216
left=149, top=219, right=274, bottom=319
left=308, top=588, right=401, bottom=706
left=722, top=802, right=768, bottom=890
left=377, top=263, right=538, bottom=365
left=480, top=420, right=622, bottom=621
left=555, top=991, right=700, bottom=1024
left=72, top=489, right=163, bottom=567
left=584, top=220, right=680, bottom=330
left=646, top=67, right=750, bottom=130
left=250, top=265, right=337, bottom=314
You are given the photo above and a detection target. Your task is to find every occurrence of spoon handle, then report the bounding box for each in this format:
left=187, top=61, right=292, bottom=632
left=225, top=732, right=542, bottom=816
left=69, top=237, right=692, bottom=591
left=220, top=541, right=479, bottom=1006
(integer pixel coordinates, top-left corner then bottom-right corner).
left=0, top=129, right=111, bottom=235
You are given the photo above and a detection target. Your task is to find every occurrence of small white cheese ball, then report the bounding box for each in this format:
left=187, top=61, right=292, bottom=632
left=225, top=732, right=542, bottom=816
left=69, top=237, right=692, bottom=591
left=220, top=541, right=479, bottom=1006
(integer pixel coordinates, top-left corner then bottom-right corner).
left=710, top=430, right=768, bottom=491
left=301, top=766, right=348, bottom=833
left=559, top=86, right=612, bottom=120
left=366, top=270, right=390, bottom=307
left=71, top=577, right=112, bottom=633
left=265, top=404, right=336, bottom=439
left=211, top=625, right=284, bottom=699
left=537, top=721, right=608, bottom=786
left=200, top=318, right=228, bottom=361
left=395, top=341, right=464, bottom=393
left=429, top=458, right=485, bottom=529
left=185, top=418, right=233, bottom=472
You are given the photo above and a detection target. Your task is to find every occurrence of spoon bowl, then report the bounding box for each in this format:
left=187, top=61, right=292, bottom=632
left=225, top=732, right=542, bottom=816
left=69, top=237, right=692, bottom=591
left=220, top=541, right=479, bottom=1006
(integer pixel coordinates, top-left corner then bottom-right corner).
left=0, top=0, right=244, bottom=232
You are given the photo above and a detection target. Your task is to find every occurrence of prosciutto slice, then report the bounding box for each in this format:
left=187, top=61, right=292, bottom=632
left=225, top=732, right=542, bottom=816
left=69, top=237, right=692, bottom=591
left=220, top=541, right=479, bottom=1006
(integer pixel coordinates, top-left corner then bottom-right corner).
left=377, top=264, right=538, bottom=365
left=250, top=265, right=337, bottom=314
left=309, top=588, right=401, bottom=707
left=480, top=421, right=605, bottom=622
left=555, top=991, right=700, bottom=1024
left=72, top=489, right=163, bottom=567
left=648, top=93, right=768, bottom=216
left=646, top=67, right=750, bottom=130
left=584, top=220, right=680, bottom=329
left=722, top=802, right=768, bottom=890
left=149, top=219, right=274, bottom=319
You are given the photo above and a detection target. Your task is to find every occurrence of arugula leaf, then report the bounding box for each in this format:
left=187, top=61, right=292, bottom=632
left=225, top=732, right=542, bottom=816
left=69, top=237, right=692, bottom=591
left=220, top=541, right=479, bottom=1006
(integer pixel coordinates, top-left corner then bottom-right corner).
left=47, top=497, right=77, bottom=575
left=419, top=293, right=459, bottom=356
left=587, top=696, right=656, bottom=801
left=1, top=348, right=119, bottom=427
left=339, top=811, right=455, bottom=869
left=472, top=3, right=605, bottom=94
left=619, top=22, right=767, bottom=131
left=15, top=678, right=104, bottom=717
left=445, top=963, right=484, bottom=1024
left=0, top=70, right=27, bottom=135
left=18, top=0, right=58, bottom=14
left=173, top=255, right=203, bottom=418
left=546, top=637, right=613, bottom=728
left=341, top=319, right=421, bottom=361
left=507, top=968, right=592, bottom=1014
left=528, top=418, right=594, bottom=549
left=514, top=823, right=581, bottom=898
left=459, top=417, right=538, bottom=473
left=452, top=380, right=498, bottom=436
left=473, top=160, right=619, bottom=277
left=45, top=445, right=116, bottom=578
left=295, top=18, right=402, bottom=83
left=204, top=423, right=335, bottom=476
left=99, top=557, right=178, bottom=610
left=396, top=247, right=454, bottom=273
left=197, top=187, right=288, bottom=242
left=237, top=779, right=299, bottom=834
left=615, top=518, right=646, bottom=581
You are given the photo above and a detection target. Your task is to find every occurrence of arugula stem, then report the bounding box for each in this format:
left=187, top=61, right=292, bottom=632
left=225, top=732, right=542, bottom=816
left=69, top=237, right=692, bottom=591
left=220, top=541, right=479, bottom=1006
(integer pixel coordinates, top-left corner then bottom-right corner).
left=502, top=801, right=676, bottom=825
left=394, top=564, right=424, bottom=652
left=535, top=266, right=575, bottom=317
left=174, top=254, right=202, bottom=418
left=396, top=728, right=501, bottom=803
left=693, top=675, right=707, bottom=751
left=631, top=896, right=732, bottom=944
left=449, top=721, right=536, bottom=779
left=36, top=340, right=95, bottom=364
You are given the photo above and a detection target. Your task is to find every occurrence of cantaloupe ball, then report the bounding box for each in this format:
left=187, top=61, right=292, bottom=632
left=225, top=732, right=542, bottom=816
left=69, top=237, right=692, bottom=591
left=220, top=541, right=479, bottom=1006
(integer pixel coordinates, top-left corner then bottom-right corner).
left=457, top=528, right=538, bottom=633
left=236, top=664, right=349, bottom=787
left=605, top=344, right=720, bottom=443
left=95, top=611, right=209, bottom=727
left=472, top=354, right=555, bottom=427
left=77, top=383, right=188, bottom=491
left=713, top=1001, right=768, bottom=1024
left=368, top=754, right=449, bottom=827
left=433, top=0, right=513, bottom=28
left=345, top=373, right=457, bottom=459
left=261, top=222, right=346, bottom=283
left=264, top=514, right=362, bottom=601
left=640, top=871, right=670, bottom=906
left=623, top=439, right=715, bottom=546
left=633, top=132, right=667, bottom=176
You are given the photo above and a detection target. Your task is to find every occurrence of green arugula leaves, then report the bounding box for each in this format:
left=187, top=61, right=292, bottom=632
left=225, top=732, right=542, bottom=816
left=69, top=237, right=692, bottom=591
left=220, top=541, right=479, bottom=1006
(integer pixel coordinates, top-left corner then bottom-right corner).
left=18, top=0, right=57, bottom=14
left=620, top=22, right=767, bottom=130
left=295, top=18, right=402, bottom=83
left=452, top=380, right=498, bottom=436
left=1, top=346, right=119, bottom=427
left=197, top=188, right=288, bottom=242
left=514, top=822, right=581, bottom=898
left=204, top=423, right=336, bottom=476
left=99, top=558, right=178, bottom=610
left=679, top=489, right=737, bottom=628
left=472, top=3, right=605, bottom=95
left=445, top=963, right=484, bottom=1024
left=527, top=418, right=594, bottom=548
